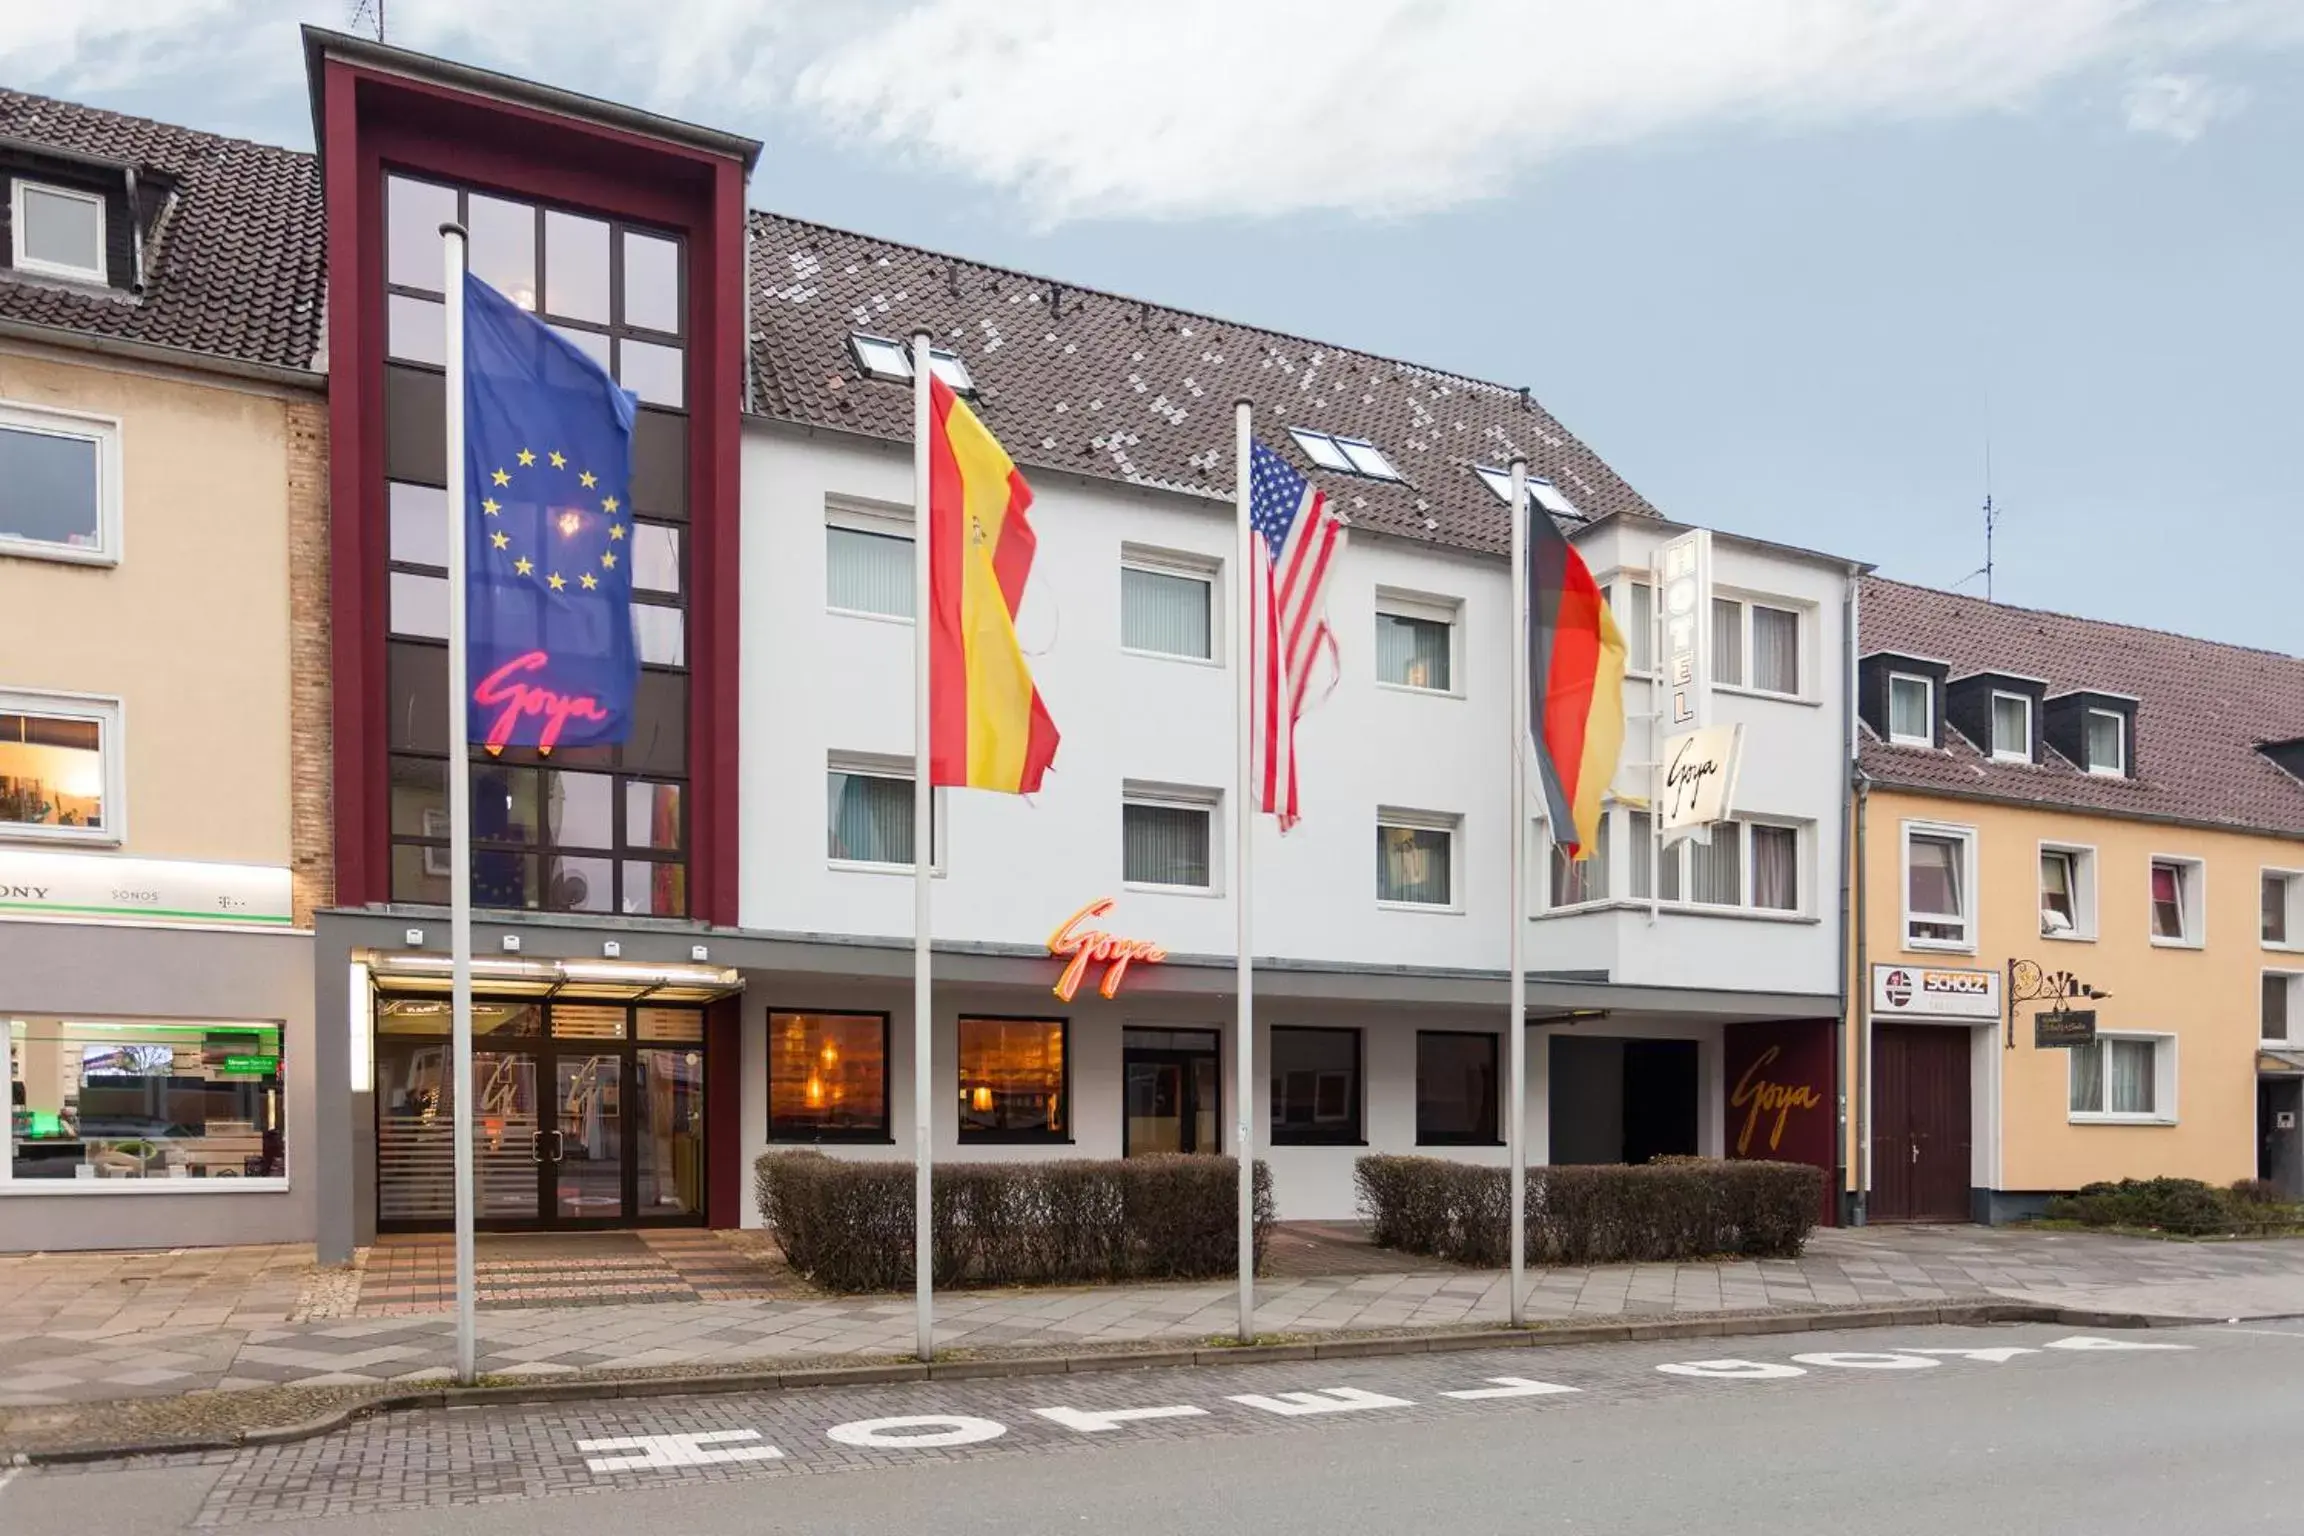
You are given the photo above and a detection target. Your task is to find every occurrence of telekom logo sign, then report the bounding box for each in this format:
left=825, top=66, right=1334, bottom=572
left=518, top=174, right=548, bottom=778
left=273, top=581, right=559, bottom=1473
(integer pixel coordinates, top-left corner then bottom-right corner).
left=472, top=651, right=610, bottom=753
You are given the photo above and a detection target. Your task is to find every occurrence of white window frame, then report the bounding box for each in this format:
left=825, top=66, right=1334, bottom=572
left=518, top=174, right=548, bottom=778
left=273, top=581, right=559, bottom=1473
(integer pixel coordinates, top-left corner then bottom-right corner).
left=0, top=400, right=124, bottom=567
left=0, top=687, right=125, bottom=847
left=1990, top=690, right=2034, bottom=762
left=1373, top=589, right=1463, bottom=697
left=1617, top=816, right=1810, bottom=919
left=2067, top=1031, right=2178, bottom=1127
left=2263, top=969, right=2302, bottom=1047
left=1599, top=575, right=1655, bottom=677
left=2037, top=841, right=2096, bottom=941
left=2085, top=707, right=2128, bottom=777
left=2265, top=868, right=2304, bottom=953
left=11, top=179, right=107, bottom=284
left=1376, top=807, right=1461, bottom=913
left=1291, top=427, right=1401, bottom=482
left=1121, top=781, right=1222, bottom=896
left=1886, top=672, right=1934, bottom=747
left=1722, top=598, right=1805, bottom=699
left=1901, top=820, right=1977, bottom=952
left=1473, top=465, right=1580, bottom=520
left=2148, top=854, right=2205, bottom=949
left=826, top=752, right=942, bottom=875
left=1118, top=545, right=1222, bottom=666
left=824, top=496, right=915, bottom=623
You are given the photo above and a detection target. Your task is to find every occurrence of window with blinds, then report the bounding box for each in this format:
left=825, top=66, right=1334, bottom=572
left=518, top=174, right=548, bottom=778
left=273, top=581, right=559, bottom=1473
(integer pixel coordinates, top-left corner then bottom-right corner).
left=827, top=761, right=928, bottom=868
left=1123, top=796, right=1214, bottom=889
left=1376, top=597, right=1456, bottom=692
left=1120, top=558, right=1214, bottom=660
left=826, top=523, right=914, bottom=618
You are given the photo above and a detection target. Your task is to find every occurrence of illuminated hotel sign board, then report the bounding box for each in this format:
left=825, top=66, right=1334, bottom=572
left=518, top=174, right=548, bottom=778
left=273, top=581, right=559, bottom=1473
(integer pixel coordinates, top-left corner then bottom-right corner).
left=1047, top=898, right=1168, bottom=1001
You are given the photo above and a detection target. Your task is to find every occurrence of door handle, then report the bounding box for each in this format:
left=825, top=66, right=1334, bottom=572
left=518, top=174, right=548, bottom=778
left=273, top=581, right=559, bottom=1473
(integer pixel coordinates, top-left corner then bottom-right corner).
left=1911, top=1142, right=1921, bottom=1164
left=550, top=1129, right=565, bottom=1162
left=530, top=1129, right=545, bottom=1164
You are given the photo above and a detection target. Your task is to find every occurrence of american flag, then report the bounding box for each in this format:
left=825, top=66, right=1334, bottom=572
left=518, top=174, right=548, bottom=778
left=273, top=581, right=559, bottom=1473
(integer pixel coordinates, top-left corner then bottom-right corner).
left=1248, top=441, right=1346, bottom=830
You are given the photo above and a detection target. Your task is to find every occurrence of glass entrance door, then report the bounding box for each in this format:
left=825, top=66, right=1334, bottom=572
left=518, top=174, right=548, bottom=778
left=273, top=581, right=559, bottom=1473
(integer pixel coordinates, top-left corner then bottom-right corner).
left=551, top=1053, right=624, bottom=1222
left=1122, top=1029, right=1220, bottom=1156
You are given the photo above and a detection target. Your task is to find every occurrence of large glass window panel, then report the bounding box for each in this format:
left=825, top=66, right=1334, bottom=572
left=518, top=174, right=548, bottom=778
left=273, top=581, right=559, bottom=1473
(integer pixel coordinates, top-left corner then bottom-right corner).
left=1123, top=801, right=1212, bottom=888
left=2068, top=1040, right=2105, bottom=1114
left=549, top=324, right=611, bottom=372
left=634, top=602, right=686, bottom=667
left=0, top=423, right=101, bottom=552
left=625, top=780, right=683, bottom=852
left=546, top=770, right=615, bottom=850
left=1415, top=1031, right=1499, bottom=1145
left=2268, top=875, right=2293, bottom=945
left=2087, top=709, right=2126, bottom=774
left=389, top=571, right=448, bottom=639
left=1627, top=811, right=1654, bottom=900
left=1379, top=823, right=1452, bottom=905
left=18, top=184, right=104, bottom=277
left=2108, top=1039, right=2156, bottom=1115
left=0, top=710, right=106, bottom=833
left=827, top=525, right=914, bottom=617
left=2265, top=974, right=2291, bottom=1043
left=1907, top=832, right=1966, bottom=941
left=633, top=522, right=682, bottom=595
left=1269, top=1027, right=1360, bottom=1145
left=466, top=194, right=537, bottom=311
left=385, top=176, right=456, bottom=292
left=621, top=860, right=687, bottom=917
left=386, top=294, right=445, bottom=366
left=1992, top=693, right=2032, bottom=758
left=470, top=764, right=538, bottom=845
left=828, top=769, right=916, bottom=865
left=1624, top=581, right=1654, bottom=672
left=957, top=1017, right=1067, bottom=1140
left=1751, top=605, right=1799, bottom=694
left=1689, top=822, right=1743, bottom=906
left=1550, top=813, right=1609, bottom=906
left=634, top=1046, right=705, bottom=1217
left=768, top=1012, right=889, bottom=1140
left=1712, top=598, right=1744, bottom=687
left=625, top=670, right=687, bottom=776
left=391, top=843, right=540, bottom=908
left=546, top=854, right=614, bottom=913
left=1376, top=612, right=1451, bottom=690
left=9, top=1017, right=285, bottom=1181
left=618, top=339, right=685, bottom=407
left=622, top=230, right=681, bottom=334
left=1121, top=566, right=1212, bottom=659
left=1888, top=675, right=1931, bottom=741
left=544, top=210, right=612, bottom=323
left=387, top=642, right=449, bottom=754
left=388, top=482, right=449, bottom=567
left=1751, top=824, right=1798, bottom=911
left=388, top=755, right=447, bottom=839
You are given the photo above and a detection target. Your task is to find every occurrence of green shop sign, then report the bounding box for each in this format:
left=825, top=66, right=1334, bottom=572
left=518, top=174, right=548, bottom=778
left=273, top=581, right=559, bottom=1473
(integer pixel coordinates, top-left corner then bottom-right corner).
left=221, top=1054, right=280, bottom=1076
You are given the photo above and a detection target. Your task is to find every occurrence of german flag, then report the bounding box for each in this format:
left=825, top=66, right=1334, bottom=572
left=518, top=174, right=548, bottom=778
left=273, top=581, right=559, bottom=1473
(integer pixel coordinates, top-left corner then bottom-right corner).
left=927, top=376, right=1060, bottom=793
left=1527, top=507, right=1627, bottom=859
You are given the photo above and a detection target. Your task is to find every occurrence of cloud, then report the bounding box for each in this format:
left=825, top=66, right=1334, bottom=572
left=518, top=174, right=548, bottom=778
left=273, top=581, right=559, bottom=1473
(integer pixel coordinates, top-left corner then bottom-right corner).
left=3, top=0, right=2298, bottom=221
left=2122, top=71, right=2250, bottom=141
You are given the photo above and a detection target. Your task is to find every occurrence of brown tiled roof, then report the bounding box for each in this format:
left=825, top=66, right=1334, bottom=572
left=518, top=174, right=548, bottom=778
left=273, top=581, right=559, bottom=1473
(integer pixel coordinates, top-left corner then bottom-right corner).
left=747, top=211, right=1660, bottom=557
left=1859, top=576, right=2304, bottom=839
left=0, top=90, right=323, bottom=374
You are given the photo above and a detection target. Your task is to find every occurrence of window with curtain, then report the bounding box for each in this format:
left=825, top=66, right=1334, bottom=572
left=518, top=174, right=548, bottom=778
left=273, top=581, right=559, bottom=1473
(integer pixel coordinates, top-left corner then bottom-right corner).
left=1711, top=598, right=1743, bottom=687
left=1907, top=830, right=1968, bottom=944
left=2041, top=849, right=2079, bottom=935
left=767, top=1012, right=889, bottom=1141
left=1549, top=812, right=1610, bottom=907
left=1992, top=693, right=2032, bottom=759
left=1689, top=822, right=1742, bottom=906
left=826, top=524, right=914, bottom=617
left=1750, top=824, right=1798, bottom=911
left=2070, top=1037, right=2162, bottom=1117
left=2150, top=860, right=2190, bottom=942
left=827, top=766, right=922, bottom=866
left=1376, top=609, right=1453, bottom=691
left=1750, top=605, right=1799, bottom=694
left=2268, top=873, right=2297, bottom=945
left=1378, top=820, right=1453, bottom=905
left=1627, top=811, right=1654, bottom=899
left=957, top=1017, right=1067, bottom=1140
left=1270, top=1027, right=1361, bottom=1144
left=2085, top=709, right=2126, bottom=775
left=2265, top=973, right=2294, bottom=1043
left=1123, top=799, right=1212, bottom=888
left=1624, top=581, right=1654, bottom=672
left=1415, top=1032, right=1500, bottom=1144
left=1121, top=563, right=1213, bottom=659
left=1888, top=674, right=1932, bottom=743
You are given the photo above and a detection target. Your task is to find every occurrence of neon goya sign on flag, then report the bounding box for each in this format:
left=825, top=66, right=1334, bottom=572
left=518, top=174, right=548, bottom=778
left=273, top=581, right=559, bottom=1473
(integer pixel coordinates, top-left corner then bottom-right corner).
left=460, top=272, right=639, bottom=752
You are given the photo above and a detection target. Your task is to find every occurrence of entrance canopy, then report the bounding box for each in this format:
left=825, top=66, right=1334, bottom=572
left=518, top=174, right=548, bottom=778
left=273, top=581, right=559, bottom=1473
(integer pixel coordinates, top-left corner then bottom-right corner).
left=358, top=949, right=744, bottom=1004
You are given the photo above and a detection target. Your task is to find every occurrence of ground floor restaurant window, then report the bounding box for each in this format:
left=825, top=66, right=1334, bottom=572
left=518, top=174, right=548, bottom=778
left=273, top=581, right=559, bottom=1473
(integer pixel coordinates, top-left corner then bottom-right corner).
left=1270, top=1026, right=1362, bottom=1145
left=7, top=1016, right=285, bottom=1181
left=1416, top=1030, right=1500, bottom=1145
left=768, top=1011, right=890, bottom=1141
left=958, top=1016, right=1067, bottom=1141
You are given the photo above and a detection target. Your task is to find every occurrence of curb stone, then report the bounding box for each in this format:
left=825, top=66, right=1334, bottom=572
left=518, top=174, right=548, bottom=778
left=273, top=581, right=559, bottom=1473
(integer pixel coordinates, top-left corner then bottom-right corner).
left=1, top=1300, right=2185, bottom=1466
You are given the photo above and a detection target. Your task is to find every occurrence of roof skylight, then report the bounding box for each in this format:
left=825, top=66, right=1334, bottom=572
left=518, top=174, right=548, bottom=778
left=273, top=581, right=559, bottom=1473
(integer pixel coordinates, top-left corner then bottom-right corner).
left=848, top=333, right=976, bottom=395
left=1289, top=428, right=1400, bottom=481
left=1476, top=464, right=1581, bottom=520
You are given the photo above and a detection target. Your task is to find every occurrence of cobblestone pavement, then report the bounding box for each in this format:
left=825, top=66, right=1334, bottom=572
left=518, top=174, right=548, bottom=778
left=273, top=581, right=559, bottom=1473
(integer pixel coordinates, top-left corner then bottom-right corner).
left=3, top=1224, right=2300, bottom=1415
left=12, top=1319, right=2240, bottom=1528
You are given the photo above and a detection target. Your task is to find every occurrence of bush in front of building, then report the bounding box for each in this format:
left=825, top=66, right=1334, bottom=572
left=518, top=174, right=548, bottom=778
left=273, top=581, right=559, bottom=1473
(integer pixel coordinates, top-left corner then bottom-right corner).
left=1354, top=1155, right=1822, bottom=1265
left=2043, top=1177, right=2304, bottom=1236
left=755, top=1151, right=1276, bottom=1293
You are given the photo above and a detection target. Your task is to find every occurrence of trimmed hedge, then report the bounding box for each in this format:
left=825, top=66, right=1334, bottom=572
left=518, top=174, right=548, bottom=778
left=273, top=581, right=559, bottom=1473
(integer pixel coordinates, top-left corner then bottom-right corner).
left=2043, top=1177, right=2304, bottom=1236
left=756, top=1151, right=1275, bottom=1293
left=1356, top=1155, right=1822, bottom=1265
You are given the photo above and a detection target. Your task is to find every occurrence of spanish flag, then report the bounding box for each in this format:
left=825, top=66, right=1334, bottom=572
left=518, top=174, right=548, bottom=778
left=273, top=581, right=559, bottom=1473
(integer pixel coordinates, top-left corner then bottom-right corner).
left=927, top=375, right=1060, bottom=793
left=1527, top=507, right=1627, bottom=859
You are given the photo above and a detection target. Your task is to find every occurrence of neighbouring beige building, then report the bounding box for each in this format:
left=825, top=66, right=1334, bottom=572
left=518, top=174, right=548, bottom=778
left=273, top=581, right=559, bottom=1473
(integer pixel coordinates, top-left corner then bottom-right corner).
left=0, top=95, right=331, bottom=1250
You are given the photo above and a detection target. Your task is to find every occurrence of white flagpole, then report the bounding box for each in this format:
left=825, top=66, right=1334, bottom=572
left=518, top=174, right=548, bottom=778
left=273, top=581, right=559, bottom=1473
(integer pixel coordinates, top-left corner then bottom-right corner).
left=1507, top=456, right=1530, bottom=1329
left=910, top=329, right=936, bottom=1364
left=1233, top=398, right=1255, bottom=1345
left=440, top=221, right=477, bottom=1385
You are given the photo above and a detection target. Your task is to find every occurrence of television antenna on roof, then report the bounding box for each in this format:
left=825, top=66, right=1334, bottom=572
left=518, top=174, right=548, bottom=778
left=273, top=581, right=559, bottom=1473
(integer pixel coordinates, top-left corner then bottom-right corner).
left=1952, top=423, right=2001, bottom=602
left=348, top=0, right=384, bottom=41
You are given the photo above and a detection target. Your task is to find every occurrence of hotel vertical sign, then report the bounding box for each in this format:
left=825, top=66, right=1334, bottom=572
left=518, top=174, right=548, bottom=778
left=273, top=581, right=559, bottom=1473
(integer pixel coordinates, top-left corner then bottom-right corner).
left=1657, top=528, right=1712, bottom=732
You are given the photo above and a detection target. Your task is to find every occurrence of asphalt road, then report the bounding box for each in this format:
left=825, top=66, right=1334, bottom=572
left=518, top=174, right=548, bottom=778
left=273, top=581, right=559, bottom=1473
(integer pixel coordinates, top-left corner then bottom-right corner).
left=11, top=1320, right=2302, bottom=1535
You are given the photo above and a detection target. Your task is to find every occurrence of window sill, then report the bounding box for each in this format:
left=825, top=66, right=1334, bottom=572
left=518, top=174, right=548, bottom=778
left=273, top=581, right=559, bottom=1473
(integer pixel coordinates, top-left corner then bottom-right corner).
left=0, top=536, right=117, bottom=568
left=2263, top=1040, right=2294, bottom=1051
left=0, top=825, right=124, bottom=849
left=957, top=1134, right=1075, bottom=1147
left=2149, top=937, right=2204, bottom=951
left=1416, top=1139, right=1505, bottom=1150
left=2264, top=942, right=2304, bottom=956
left=1120, top=646, right=1221, bottom=669
left=1903, top=935, right=1976, bottom=954
left=1532, top=899, right=1818, bottom=926
left=2066, top=1115, right=2177, bottom=1128
left=825, top=604, right=914, bottom=626
left=2040, top=930, right=2097, bottom=943
left=0, top=1177, right=292, bottom=1196
left=1124, top=881, right=1221, bottom=900
left=767, top=1134, right=895, bottom=1146
left=1715, top=684, right=1817, bottom=708
left=1377, top=900, right=1464, bottom=916
left=1269, top=1138, right=1369, bottom=1150
left=829, top=859, right=945, bottom=879
left=1373, top=682, right=1464, bottom=702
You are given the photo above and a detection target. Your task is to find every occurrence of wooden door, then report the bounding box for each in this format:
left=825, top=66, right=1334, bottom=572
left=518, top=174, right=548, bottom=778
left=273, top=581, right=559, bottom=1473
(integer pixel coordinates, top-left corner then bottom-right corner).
left=1872, top=1025, right=1974, bottom=1223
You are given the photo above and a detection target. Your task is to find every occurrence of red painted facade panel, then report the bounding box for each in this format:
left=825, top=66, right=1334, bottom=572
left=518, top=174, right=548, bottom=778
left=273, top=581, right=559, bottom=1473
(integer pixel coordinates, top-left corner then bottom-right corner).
left=1723, top=1018, right=1839, bottom=1226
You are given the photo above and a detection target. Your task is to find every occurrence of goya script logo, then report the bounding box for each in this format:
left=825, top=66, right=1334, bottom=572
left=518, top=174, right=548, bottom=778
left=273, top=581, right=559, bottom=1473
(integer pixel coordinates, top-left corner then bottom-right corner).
left=1730, top=1044, right=1823, bottom=1156
left=472, top=651, right=612, bottom=754
left=1047, top=898, right=1168, bottom=1002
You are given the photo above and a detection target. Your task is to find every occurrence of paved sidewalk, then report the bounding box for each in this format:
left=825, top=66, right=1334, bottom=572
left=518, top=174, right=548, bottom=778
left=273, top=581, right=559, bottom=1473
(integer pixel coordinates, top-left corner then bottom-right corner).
left=4, top=1224, right=2301, bottom=1417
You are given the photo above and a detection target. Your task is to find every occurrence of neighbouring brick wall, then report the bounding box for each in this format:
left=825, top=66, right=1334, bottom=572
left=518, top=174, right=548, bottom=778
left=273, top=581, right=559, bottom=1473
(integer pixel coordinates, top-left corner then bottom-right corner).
left=286, top=395, right=334, bottom=928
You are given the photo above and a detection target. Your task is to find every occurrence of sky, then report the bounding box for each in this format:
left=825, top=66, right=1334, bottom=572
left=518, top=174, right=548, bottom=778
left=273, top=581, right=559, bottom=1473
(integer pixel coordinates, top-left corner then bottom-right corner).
left=5, top=0, right=2300, bottom=653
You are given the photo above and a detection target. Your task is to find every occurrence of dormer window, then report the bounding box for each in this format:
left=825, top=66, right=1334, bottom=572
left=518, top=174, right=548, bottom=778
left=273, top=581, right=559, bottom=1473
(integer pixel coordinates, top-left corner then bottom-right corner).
left=1991, top=691, right=2033, bottom=761
left=1887, top=672, right=1933, bottom=746
left=2085, top=708, right=2126, bottom=776
left=1474, top=465, right=1580, bottom=519
left=848, top=333, right=974, bottom=395
left=11, top=180, right=106, bottom=284
left=1291, top=429, right=1400, bottom=481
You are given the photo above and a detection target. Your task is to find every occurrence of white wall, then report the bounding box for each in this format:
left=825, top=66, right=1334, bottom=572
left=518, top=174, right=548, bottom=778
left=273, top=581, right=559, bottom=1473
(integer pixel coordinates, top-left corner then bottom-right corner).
left=739, top=421, right=1854, bottom=999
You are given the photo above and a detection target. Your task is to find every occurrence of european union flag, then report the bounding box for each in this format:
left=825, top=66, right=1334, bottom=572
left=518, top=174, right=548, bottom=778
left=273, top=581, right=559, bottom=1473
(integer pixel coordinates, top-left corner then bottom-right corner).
left=461, top=272, right=638, bottom=752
